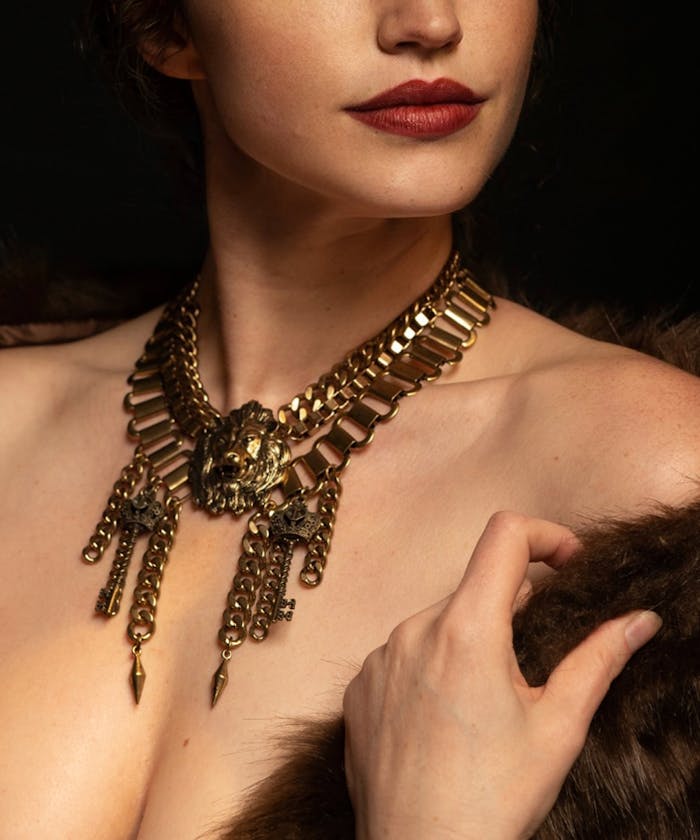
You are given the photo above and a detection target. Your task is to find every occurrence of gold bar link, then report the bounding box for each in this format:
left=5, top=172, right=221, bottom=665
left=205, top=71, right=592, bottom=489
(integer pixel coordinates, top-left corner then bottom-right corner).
left=347, top=400, right=382, bottom=431
left=313, top=439, right=346, bottom=472
left=133, top=354, right=164, bottom=375
left=130, top=395, right=169, bottom=422
left=454, top=289, right=491, bottom=326
left=387, top=358, right=432, bottom=384
left=455, top=286, right=489, bottom=315
left=128, top=374, right=163, bottom=396
left=434, top=313, right=476, bottom=349
left=427, top=326, right=466, bottom=352
left=130, top=418, right=176, bottom=447
left=324, top=423, right=357, bottom=457
left=302, top=448, right=332, bottom=481
left=462, top=275, right=494, bottom=308
left=367, top=376, right=404, bottom=405
left=419, top=335, right=461, bottom=364
left=444, top=303, right=478, bottom=334
left=162, top=461, right=190, bottom=492
left=335, top=415, right=374, bottom=448
left=148, top=438, right=184, bottom=470
left=408, top=341, right=450, bottom=369
left=281, top=464, right=304, bottom=497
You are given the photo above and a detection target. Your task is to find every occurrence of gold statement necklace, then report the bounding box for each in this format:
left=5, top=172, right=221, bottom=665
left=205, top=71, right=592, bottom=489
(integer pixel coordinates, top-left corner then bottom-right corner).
left=82, top=249, right=494, bottom=706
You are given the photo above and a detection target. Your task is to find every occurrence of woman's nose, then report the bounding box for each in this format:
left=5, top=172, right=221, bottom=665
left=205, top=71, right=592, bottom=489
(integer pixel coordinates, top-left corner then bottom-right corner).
left=377, top=0, right=463, bottom=55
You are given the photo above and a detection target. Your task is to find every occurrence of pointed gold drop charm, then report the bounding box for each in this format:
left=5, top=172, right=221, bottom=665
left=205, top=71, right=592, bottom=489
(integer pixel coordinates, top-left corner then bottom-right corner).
left=211, top=654, right=230, bottom=707
left=131, top=645, right=146, bottom=704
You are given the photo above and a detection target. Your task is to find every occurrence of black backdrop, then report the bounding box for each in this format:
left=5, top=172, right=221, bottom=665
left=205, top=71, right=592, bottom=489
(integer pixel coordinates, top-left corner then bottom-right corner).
left=1, top=2, right=697, bottom=323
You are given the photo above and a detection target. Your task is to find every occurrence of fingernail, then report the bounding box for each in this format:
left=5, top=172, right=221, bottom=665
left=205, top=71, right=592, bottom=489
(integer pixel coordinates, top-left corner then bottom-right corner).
left=625, top=610, right=663, bottom=652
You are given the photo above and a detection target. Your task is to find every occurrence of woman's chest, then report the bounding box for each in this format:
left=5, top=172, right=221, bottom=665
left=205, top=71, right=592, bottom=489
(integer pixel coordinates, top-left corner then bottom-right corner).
left=0, top=386, right=568, bottom=839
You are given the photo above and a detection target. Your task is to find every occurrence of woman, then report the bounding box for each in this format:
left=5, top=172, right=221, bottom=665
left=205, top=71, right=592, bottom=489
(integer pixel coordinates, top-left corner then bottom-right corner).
left=0, top=1, right=697, bottom=838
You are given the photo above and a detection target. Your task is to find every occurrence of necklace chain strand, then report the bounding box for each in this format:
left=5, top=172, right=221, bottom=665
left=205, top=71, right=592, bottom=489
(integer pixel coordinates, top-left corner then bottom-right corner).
left=81, top=249, right=494, bottom=705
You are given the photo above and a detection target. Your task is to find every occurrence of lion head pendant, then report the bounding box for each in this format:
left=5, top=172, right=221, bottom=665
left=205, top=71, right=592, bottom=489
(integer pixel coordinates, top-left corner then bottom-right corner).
left=189, top=401, right=291, bottom=515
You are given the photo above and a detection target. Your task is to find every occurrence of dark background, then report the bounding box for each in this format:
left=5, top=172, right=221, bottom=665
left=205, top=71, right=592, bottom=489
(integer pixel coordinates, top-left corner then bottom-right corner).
left=0, top=1, right=696, bottom=324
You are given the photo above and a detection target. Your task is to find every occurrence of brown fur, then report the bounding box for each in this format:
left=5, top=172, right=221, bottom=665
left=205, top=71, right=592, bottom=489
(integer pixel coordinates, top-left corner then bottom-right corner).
left=221, top=500, right=700, bottom=839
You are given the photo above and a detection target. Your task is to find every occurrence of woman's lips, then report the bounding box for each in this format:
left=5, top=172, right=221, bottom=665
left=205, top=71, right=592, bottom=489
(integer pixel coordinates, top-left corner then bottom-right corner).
left=346, top=78, right=486, bottom=139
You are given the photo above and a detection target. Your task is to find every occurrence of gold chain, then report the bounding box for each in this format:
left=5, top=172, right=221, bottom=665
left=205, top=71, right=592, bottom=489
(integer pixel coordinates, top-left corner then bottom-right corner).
left=82, top=249, right=495, bottom=706
left=149, top=250, right=464, bottom=441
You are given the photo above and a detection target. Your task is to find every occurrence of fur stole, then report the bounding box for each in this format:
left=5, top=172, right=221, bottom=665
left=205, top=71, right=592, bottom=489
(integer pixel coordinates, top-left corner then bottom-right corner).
left=222, top=500, right=700, bottom=839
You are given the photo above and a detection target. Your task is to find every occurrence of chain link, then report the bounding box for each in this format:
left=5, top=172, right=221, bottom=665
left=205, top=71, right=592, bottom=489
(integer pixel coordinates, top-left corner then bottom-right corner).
left=151, top=250, right=466, bottom=442
left=249, top=539, right=290, bottom=642
left=82, top=450, right=148, bottom=563
left=218, top=512, right=268, bottom=652
left=279, top=253, right=463, bottom=438
left=300, top=475, right=341, bottom=586
left=126, top=493, right=182, bottom=645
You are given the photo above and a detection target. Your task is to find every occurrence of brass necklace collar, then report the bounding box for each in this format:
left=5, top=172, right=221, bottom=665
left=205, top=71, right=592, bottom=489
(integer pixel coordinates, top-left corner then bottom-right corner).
left=81, top=249, right=494, bottom=706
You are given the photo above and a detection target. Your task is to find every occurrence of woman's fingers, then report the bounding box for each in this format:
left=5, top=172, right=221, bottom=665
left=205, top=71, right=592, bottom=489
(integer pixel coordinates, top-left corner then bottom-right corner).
left=342, top=510, right=663, bottom=840
left=447, top=511, right=581, bottom=625
left=541, top=609, right=663, bottom=750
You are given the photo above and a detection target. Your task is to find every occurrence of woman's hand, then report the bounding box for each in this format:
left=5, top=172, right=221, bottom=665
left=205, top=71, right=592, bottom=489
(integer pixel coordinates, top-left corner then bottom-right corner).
left=343, top=511, right=662, bottom=840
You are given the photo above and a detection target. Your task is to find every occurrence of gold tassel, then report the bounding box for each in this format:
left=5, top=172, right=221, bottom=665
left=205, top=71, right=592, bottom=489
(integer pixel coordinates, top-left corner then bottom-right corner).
left=95, top=483, right=164, bottom=617
left=82, top=451, right=147, bottom=564
left=125, top=492, right=182, bottom=704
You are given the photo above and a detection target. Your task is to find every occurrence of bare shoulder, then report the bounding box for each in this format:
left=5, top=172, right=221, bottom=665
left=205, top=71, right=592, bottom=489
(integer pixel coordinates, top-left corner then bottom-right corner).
left=483, top=298, right=700, bottom=519
left=0, top=341, right=78, bottom=440
left=0, top=310, right=160, bottom=457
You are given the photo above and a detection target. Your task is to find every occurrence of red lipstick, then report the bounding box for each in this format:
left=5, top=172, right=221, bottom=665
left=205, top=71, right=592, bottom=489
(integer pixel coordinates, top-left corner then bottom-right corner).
left=346, top=78, right=485, bottom=139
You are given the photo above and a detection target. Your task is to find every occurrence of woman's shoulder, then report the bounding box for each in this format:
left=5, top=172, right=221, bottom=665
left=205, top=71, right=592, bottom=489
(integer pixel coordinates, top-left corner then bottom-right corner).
left=484, top=298, right=700, bottom=516
left=0, top=308, right=161, bottom=444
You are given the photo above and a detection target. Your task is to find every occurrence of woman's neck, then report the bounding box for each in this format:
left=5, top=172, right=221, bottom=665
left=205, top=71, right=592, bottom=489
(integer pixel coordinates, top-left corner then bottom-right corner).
left=196, top=204, right=454, bottom=412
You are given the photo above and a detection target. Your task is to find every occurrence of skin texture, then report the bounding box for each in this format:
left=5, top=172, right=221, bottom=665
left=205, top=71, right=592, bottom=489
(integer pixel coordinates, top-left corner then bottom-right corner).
left=180, top=0, right=536, bottom=216
left=1, top=2, right=699, bottom=838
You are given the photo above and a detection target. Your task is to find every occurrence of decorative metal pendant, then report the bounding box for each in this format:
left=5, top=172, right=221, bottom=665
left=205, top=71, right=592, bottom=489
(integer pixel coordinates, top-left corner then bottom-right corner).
left=95, top=486, right=164, bottom=617
left=256, top=498, right=323, bottom=631
left=269, top=497, right=322, bottom=543
left=189, top=401, right=291, bottom=515
left=211, top=495, right=325, bottom=706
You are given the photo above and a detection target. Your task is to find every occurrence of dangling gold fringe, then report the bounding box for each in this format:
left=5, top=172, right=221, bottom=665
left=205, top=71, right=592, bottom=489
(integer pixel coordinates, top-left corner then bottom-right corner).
left=126, top=492, right=182, bottom=704
left=95, top=479, right=165, bottom=617
left=300, top=474, right=341, bottom=587
left=210, top=475, right=342, bottom=707
left=82, top=451, right=148, bottom=564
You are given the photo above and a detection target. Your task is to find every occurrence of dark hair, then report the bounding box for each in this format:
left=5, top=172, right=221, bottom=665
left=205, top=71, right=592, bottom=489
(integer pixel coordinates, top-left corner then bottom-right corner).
left=81, top=0, right=191, bottom=131
left=80, top=0, right=204, bottom=191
